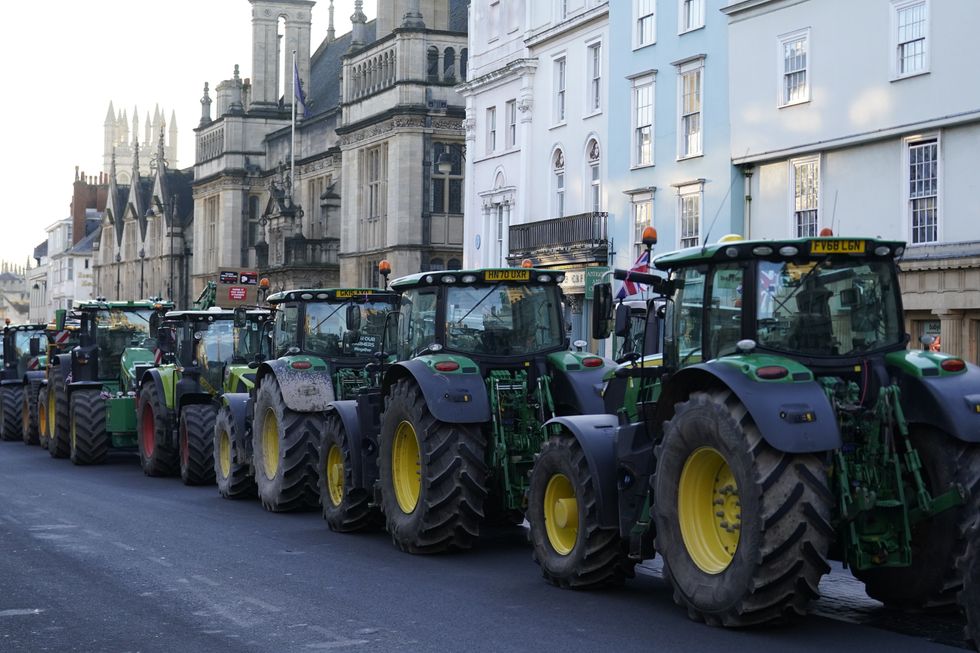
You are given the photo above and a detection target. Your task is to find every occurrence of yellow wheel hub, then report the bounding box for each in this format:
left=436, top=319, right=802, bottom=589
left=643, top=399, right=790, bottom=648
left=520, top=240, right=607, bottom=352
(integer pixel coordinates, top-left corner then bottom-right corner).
left=261, top=409, right=280, bottom=480
left=48, top=397, right=55, bottom=441
left=678, top=447, right=741, bottom=574
left=391, top=421, right=421, bottom=514
left=326, top=445, right=344, bottom=507
left=218, top=429, right=232, bottom=479
left=544, top=473, right=578, bottom=556
left=38, top=398, right=47, bottom=436
left=70, top=416, right=76, bottom=451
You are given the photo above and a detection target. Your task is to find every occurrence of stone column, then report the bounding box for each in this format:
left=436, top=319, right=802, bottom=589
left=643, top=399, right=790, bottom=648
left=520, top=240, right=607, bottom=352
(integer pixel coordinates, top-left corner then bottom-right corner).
left=402, top=0, right=425, bottom=28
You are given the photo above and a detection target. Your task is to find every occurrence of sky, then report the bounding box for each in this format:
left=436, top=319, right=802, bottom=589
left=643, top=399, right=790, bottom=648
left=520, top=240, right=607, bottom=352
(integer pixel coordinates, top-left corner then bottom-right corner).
left=0, top=0, right=376, bottom=268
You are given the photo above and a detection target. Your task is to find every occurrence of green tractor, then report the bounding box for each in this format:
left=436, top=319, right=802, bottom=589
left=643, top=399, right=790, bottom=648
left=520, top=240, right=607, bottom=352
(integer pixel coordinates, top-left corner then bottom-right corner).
left=50, top=300, right=171, bottom=463
left=219, top=286, right=398, bottom=511
left=319, top=266, right=615, bottom=553
left=0, top=322, right=49, bottom=443
left=136, top=306, right=270, bottom=485
left=527, top=233, right=980, bottom=626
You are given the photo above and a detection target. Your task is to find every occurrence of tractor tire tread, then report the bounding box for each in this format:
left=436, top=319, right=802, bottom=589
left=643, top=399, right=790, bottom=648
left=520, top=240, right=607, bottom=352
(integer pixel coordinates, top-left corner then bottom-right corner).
left=70, top=389, right=109, bottom=465
left=214, top=405, right=256, bottom=499
left=180, top=404, right=217, bottom=486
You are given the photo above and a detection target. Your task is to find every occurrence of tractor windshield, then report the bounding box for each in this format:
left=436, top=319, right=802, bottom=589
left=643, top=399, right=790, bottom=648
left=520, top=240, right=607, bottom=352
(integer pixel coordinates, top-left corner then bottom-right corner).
left=234, top=319, right=267, bottom=362
left=304, top=301, right=393, bottom=358
left=445, top=284, right=564, bottom=356
left=755, top=258, right=904, bottom=357
left=196, top=320, right=236, bottom=366
left=93, top=309, right=155, bottom=356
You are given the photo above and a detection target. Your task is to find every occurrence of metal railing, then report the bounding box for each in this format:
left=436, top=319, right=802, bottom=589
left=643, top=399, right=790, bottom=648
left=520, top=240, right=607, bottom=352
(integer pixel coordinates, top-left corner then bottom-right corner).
left=509, top=211, right=607, bottom=254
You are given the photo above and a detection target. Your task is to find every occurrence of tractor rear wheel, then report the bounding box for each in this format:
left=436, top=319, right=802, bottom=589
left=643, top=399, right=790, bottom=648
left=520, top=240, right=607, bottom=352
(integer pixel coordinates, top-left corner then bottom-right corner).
left=137, top=383, right=178, bottom=477
left=653, top=390, right=833, bottom=627
left=252, top=376, right=321, bottom=512
left=69, top=389, right=108, bottom=465
left=855, top=429, right=980, bottom=610
left=214, top=405, right=255, bottom=499
left=48, top=365, right=70, bottom=458
left=179, top=404, right=217, bottom=486
left=1, top=385, right=24, bottom=441
left=528, top=434, right=635, bottom=588
left=22, top=381, right=40, bottom=445
left=319, top=413, right=378, bottom=532
left=960, top=522, right=980, bottom=650
left=378, top=378, right=488, bottom=554
left=38, top=386, right=49, bottom=450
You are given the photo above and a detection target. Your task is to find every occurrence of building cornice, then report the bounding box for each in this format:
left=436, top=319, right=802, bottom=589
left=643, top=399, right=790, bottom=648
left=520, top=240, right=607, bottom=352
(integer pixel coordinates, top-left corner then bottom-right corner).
left=722, top=0, right=806, bottom=18
left=456, top=58, right=538, bottom=96
left=525, top=4, right=609, bottom=49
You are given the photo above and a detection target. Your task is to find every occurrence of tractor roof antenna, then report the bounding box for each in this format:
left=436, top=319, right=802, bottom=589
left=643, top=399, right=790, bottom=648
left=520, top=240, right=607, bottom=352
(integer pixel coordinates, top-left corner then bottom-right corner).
left=701, top=148, right=749, bottom=253
left=830, top=190, right=839, bottom=236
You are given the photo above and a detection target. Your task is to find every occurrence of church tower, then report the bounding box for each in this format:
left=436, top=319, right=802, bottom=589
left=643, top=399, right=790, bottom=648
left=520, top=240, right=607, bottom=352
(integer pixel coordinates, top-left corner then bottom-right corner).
left=102, top=102, right=179, bottom=181
left=248, top=0, right=314, bottom=112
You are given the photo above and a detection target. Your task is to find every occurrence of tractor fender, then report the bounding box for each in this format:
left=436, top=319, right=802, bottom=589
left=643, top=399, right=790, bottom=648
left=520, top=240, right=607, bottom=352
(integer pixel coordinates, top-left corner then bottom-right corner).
left=220, top=392, right=252, bottom=462
left=177, top=390, right=213, bottom=414
left=256, top=359, right=335, bottom=413
left=325, top=400, right=370, bottom=488
left=23, top=371, right=46, bottom=386
left=660, top=363, right=841, bottom=454
left=547, top=364, right=609, bottom=415
left=896, top=364, right=980, bottom=443
left=0, top=378, right=21, bottom=388
left=139, top=367, right=175, bottom=421
left=67, top=381, right=103, bottom=398
left=544, top=414, right=620, bottom=529
left=382, top=359, right=491, bottom=424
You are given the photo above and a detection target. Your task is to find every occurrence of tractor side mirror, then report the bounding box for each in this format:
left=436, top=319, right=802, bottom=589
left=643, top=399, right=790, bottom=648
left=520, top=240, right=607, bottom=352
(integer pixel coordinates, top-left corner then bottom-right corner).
left=55, top=309, right=67, bottom=332
left=156, top=326, right=175, bottom=354
left=29, top=336, right=42, bottom=357
left=233, top=306, right=248, bottom=328
left=592, top=282, right=614, bottom=340
left=345, top=304, right=362, bottom=332
left=613, top=303, right=631, bottom=338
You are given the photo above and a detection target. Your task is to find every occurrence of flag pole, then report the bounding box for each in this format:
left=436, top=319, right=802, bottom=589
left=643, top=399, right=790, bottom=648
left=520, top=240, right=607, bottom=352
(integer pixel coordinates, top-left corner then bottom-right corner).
left=291, top=49, right=297, bottom=197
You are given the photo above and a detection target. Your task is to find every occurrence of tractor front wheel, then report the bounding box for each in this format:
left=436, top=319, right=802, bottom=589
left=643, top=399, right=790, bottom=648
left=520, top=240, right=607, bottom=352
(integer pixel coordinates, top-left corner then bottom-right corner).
left=37, top=386, right=49, bottom=450
left=0, top=386, right=24, bottom=442
left=214, top=405, right=255, bottom=499
left=22, top=381, right=40, bottom=445
left=137, top=383, right=178, bottom=477
left=528, top=434, right=634, bottom=588
left=653, top=390, right=833, bottom=627
left=378, top=378, right=488, bottom=554
left=48, top=365, right=71, bottom=458
left=252, top=376, right=321, bottom=512
left=179, top=404, right=217, bottom=486
left=69, top=389, right=108, bottom=465
left=319, top=413, right=378, bottom=532
left=855, top=429, right=980, bottom=610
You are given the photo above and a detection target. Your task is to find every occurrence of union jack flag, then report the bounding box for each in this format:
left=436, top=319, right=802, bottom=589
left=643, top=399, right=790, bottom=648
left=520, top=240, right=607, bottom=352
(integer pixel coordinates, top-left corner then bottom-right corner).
left=616, top=249, right=651, bottom=299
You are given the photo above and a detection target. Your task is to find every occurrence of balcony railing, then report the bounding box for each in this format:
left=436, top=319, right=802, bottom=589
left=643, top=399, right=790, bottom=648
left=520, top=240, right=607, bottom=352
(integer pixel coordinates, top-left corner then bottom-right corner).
left=508, top=212, right=608, bottom=265
left=256, top=237, right=340, bottom=270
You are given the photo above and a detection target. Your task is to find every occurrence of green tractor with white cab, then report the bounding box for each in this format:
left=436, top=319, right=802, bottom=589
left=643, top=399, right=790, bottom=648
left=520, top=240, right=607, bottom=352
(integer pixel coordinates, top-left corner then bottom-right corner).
left=527, top=232, right=980, bottom=627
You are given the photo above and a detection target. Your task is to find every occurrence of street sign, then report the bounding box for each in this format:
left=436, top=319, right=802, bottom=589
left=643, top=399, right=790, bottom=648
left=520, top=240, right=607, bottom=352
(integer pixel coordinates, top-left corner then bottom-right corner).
left=228, top=287, right=247, bottom=301
left=584, top=266, right=609, bottom=300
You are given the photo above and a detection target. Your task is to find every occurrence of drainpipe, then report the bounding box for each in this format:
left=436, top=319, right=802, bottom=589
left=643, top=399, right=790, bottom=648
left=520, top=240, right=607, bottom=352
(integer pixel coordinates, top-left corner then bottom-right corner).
left=743, top=166, right=754, bottom=240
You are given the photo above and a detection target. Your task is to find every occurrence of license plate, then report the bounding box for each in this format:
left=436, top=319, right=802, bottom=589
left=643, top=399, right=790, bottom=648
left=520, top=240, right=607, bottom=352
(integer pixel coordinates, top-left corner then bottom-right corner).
left=485, top=270, right=530, bottom=281
left=810, top=239, right=865, bottom=254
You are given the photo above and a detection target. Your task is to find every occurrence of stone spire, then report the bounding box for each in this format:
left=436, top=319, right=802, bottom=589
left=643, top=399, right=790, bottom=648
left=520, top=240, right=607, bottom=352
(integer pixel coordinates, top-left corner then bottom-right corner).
left=200, top=82, right=212, bottom=127
left=402, top=0, right=425, bottom=28
left=327, top=0, right=335, bottom=42
left=350, top=0, right=367, bottom=50
left=104, top=101, right=115, bottom=125
left=230, top=65, right=244, bottom=113
left=132, top=106, right=139, bottom=145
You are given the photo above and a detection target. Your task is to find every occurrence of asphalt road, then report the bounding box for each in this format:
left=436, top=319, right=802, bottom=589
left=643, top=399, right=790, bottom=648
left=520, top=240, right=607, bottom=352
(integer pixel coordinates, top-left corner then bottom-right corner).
left=0, top=441, right=970, bottom=653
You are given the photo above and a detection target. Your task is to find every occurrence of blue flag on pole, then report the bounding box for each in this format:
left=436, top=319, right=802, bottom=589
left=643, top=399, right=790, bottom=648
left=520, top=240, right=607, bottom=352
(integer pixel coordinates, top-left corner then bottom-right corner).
left=293, top=59, right=309, bottom=119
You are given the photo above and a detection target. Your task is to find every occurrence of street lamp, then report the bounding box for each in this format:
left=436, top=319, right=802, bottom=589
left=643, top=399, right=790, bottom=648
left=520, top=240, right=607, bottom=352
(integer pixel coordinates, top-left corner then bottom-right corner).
left=139, top=248, right=146, bottom=299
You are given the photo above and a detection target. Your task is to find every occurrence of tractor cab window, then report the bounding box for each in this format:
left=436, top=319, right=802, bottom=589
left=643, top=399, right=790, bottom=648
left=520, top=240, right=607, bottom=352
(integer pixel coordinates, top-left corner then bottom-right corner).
left=671, top=266, right=706, bottom=367
left=196, top=321, right=235, bottom=366
left=707, top=264, right=744, bottom=358
left=234, top=319, right=266, bottom=362
left=445, top=283, right=564, bottom=356
left=304, top=300, right=394, bottom=358
left=9, top=331, right=37, bottom=375
left=397, top=289, right=438, bottom=360
left=274, top=304, right=300, bottom=356
left=92, top=309, right=155, bottom=378
left=755, top=258, right=904, bottom=356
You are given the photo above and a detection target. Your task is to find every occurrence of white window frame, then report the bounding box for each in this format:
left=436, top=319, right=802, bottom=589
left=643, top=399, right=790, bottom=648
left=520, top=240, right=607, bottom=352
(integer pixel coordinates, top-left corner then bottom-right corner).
left=634, top=0, right=656, bottom=49
left=891, top=0, right=930, bottom=80
left=789, top=155, right=820, bottom=238
left=778, top=28, right=810, bottom=107
left=505, top=100, right=517, bottom=148
left=553, top=56, right=567, bottom=125
left=586, top=41, right=603, bottom=115
left=587, top=139, right=602, bottom=213
left=553, top=149, right=566, bottom=218
left=676, top=58, right=704, bottom=160
left=631, top=73, right=655, bottom=169
left=678, top=0, right=704, bottom=34
left=677, top=183, right=703, bottom=249
left=486, top=106, right=497, bottom=154
left=903, top=132, right=941, bottom=246
left=630, top=190, right=654, bottom=258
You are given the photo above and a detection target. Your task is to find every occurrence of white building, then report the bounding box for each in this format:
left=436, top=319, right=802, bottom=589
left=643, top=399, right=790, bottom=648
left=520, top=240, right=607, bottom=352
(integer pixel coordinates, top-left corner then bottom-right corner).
left=45, top=215, right=99, bottom=313
left=725, top=0, right=980, bottom=362
left=28, top=243, right=48, bottom=323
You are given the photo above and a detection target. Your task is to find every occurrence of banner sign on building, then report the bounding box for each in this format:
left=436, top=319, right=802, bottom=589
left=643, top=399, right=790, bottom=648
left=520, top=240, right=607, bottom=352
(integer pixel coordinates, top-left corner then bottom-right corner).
left=219, top=271, right=238, bottom=285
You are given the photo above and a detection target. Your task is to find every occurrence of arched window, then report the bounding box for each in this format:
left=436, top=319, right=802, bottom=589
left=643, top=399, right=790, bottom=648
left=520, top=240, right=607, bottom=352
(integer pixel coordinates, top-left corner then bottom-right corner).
left=447, top=258, right=461, bottom=270
left=427, top=46, right=440, bottom=82
left=553, top=149, right=565, bottom=218
left=460, top=49, right=468, bottom=81
left=247, top=195, right=260, bottom=245
left=587, top=139, right=601, bottom=213
left=443, top=47, right=456, bottom=81
left=429, top=257, right=445, bottom=272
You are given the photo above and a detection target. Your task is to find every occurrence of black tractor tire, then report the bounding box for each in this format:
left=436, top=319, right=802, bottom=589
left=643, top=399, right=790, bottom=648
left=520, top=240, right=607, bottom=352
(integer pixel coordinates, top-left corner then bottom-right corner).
left=527, top=434, right=635, bottom=588
left=960, top=521, right=980, bottom=650
left=855, top=429, right=980, bottom=611
left=214, top=405, right=255, bottom=499
left=653, top=389, right=834, bottom=627
left=48, top=365, right=71, bottom=458
left=38, top=386, right=50, bottom=450
left=179, top=404, right=217, bottom=486
left=319, top=413, right=379, bottom=532
left=1, top=386, right=24, bottom=442
left=252, top=376, right=322, bottom=512
left=137, top=382, right=178, bottom=477
left=69, top=389, right=109, bottom=465
left=22, top=381, right=41, bottom=445
left=378, top=378, right=489, bottom=554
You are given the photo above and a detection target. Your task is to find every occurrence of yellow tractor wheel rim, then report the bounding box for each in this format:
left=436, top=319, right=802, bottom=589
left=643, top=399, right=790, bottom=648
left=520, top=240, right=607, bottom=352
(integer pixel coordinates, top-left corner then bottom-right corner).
left=391, top=421, right=421, bottom=514
left=261, top=408, right=280, bottom=480
left=326, top=444, right=344, bottom=507
left=48, top=396, right=55, bottom=441
left=678, top=447, right=741, bottom=574
left=218, top=429, right=232, bottom=479
left=22, top=398, right=29, bottom=433
left=38, top=397, right=47, bottom=437
left=544, top=473, right=579, bottom=555
left=70, top=412, right=77, bottom=452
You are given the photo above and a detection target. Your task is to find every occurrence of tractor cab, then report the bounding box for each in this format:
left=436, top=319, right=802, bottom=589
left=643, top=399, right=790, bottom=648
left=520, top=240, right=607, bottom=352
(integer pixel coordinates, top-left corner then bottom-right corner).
left=2, top=323, right=49, bottom=380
